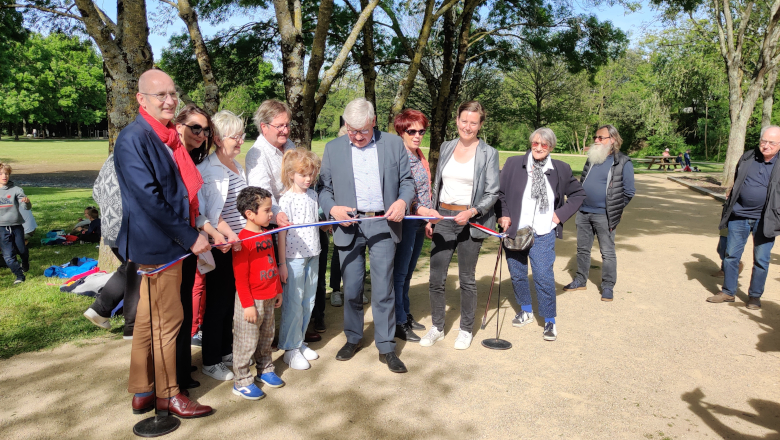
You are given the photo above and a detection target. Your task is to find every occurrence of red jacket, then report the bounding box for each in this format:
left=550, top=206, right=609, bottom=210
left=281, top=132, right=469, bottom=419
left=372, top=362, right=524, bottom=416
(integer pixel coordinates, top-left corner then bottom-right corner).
left=233, top=229, right=282, bottom=307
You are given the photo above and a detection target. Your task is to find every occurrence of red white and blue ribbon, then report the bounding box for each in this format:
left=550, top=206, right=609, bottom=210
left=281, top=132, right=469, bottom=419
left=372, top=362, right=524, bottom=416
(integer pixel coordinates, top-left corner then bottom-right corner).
left=137, top=214, right=504, bottom=276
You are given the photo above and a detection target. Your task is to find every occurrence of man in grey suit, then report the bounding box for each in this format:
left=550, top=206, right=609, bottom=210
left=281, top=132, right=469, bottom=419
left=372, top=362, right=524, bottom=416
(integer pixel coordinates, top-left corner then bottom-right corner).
left=319, top=98, right=415, bottom=373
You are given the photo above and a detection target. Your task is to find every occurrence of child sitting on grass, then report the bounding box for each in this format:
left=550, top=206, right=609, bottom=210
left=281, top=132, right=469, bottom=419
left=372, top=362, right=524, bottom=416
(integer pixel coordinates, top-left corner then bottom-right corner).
left=0, top=163, right=31, bottom=284
left=79, top=207, right=101, bottom=243
left=277, top=148, right=323, bottom=370
left=231, top=186, right=284, bottom=400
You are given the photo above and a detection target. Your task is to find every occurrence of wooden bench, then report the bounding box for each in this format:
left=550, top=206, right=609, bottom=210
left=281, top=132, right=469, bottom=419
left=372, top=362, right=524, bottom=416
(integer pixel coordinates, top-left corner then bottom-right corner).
left=644, top=156, right=680, bottom=170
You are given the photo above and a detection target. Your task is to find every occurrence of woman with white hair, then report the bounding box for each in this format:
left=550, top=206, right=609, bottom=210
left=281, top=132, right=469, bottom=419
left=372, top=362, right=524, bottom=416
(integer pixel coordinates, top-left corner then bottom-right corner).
left=197, top=110, right=248, bottom=381
left=495, top=127, right=585, bottom=341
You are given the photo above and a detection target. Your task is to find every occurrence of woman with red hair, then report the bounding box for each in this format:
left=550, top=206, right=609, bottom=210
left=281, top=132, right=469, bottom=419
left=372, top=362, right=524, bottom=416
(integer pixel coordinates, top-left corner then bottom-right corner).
left=392, top=109, right=443, bottom=342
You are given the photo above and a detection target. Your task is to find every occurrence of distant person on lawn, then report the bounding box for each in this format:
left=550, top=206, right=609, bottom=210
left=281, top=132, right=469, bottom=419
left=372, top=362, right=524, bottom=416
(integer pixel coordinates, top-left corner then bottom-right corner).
left=563, top=125, right=635, bottom=301
left=707, top=125, right=780, bottom=310
left=0, top=163, right=31, bottom=284
left=78, top=207, right=101, bottom=243
left=114, top=68, right=212, bottom=419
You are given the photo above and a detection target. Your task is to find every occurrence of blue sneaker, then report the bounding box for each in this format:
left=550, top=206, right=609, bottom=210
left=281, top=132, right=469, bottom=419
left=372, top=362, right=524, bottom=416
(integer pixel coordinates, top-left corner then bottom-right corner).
left=257, top=372, right=285, bottom=388
left=232, top=383, right=265, bottom=400
left=601, top=288, right=613, bottom=302
left=563, top=279, right=586, bottom=291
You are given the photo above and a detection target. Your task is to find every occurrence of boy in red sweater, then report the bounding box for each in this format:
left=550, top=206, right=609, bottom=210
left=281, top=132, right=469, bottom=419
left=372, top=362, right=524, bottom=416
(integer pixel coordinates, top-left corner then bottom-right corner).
left=232, top=187, right=284, bottom=400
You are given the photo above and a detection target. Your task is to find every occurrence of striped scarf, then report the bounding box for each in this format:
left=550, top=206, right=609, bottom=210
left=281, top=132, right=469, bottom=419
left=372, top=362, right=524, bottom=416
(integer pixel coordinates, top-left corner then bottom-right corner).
left=531, top=156, right=549, bottom=213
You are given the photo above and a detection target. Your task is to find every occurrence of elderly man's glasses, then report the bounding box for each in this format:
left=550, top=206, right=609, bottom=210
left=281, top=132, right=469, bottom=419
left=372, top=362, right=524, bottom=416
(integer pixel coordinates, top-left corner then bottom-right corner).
left=185, top=124, right=211, bottom=137
left=141, top=92, right=179, bottom=102
left=265, top=123, right=290, bottom=132
left=347, top=127, right=372, bottom=135
left=531, top=141, right=550, bottom=149
left=404, top=129, right=426, bottom=136
left=760, top=139, right=780, bottom=147
left=593, top=136, right=611, bottom=142
left=228, top=133, right=246, bottom=142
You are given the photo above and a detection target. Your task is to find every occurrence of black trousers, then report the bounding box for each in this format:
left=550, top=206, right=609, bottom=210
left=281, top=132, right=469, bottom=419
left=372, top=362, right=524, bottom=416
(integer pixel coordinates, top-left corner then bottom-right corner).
left=202, top=249, right=235, bottom=366
left=176, top=254, right=197, bottom=385
left=89, top=247, right=141, bottom=338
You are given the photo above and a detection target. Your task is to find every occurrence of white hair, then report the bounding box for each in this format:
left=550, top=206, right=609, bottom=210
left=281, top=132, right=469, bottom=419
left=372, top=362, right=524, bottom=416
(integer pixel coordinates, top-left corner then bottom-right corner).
left=760, top=125, right=780, bottom=139
left=212, top=110, right=244, bottom=140
left=342, top=98, right=375, bottom=128
left=529, top=127, right=556, bottom=149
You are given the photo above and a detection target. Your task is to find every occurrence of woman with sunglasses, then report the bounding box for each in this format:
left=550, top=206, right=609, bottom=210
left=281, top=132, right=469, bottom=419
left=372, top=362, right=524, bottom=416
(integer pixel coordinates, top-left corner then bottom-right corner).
left=496, top=128, right=585, bottom=342
left=391, top=110, right=443, bottom=342
left=193, top=110, right=250, bottom=382
left=420, top=101, right=499, bottom=350
left=170, top=104, right=216, bottom=390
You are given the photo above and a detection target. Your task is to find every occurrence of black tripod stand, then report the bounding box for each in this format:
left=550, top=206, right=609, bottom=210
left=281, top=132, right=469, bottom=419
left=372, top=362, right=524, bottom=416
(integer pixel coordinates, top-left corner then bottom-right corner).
left=481, top=238, right=512, bottom=350
left=133, top=276, right=180, bottom=437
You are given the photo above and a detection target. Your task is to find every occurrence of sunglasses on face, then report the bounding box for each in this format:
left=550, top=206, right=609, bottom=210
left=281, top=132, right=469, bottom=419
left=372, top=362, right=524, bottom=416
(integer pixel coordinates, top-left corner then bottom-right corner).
left=593, top=136, right=611, bottom=142
left=404, top=129, right=426, bottom=136
left=185, top=124, right=212, bottom=137
left=531, top=141, right=550, bottom=149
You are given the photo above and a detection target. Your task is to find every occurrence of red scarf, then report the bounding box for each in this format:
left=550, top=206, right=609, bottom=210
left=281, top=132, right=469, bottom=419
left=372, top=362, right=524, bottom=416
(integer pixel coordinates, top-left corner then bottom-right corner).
left=139, top=106, right=202, bottom=227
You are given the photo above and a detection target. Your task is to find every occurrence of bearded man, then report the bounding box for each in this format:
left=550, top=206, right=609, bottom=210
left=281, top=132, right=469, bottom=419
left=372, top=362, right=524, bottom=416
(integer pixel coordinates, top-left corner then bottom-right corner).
left=563, top=125, right=635, bottom=301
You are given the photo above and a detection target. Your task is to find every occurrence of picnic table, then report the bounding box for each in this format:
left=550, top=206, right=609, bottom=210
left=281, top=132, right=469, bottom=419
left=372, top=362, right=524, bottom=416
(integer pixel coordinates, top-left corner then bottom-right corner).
left=639, top=156, right=680, bottom=170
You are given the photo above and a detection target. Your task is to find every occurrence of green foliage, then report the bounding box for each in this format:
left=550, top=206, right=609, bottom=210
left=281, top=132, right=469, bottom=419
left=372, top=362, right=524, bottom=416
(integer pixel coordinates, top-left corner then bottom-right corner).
left=0, top=32, right=105, bottom=134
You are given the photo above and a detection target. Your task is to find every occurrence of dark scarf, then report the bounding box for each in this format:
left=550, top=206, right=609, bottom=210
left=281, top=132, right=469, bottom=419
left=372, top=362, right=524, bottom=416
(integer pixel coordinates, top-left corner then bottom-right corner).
left=531, top=155, right=549, bottom=213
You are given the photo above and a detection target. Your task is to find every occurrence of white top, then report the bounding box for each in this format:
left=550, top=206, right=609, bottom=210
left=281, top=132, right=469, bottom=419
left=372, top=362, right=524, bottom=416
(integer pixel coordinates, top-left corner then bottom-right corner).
left=244, top=135, right=296, bottom=216
left=350, top=136, right=384, bottom=212
left=518, top=157, right=555, bottom=235
left=222, top=169, right=248, bottom=234
left=440, top=155, right=475, bottom=205
left=278, top=189, right=321, bottom=259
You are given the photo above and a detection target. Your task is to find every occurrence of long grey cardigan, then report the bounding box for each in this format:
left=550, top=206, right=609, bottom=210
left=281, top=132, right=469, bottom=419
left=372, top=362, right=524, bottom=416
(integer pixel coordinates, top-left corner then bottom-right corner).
left=431, top=138, right=500, bottom=239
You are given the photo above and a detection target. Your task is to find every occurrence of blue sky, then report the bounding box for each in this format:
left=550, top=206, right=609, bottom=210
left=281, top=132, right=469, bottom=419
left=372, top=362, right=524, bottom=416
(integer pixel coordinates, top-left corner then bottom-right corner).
left=95, top=0, right=663, bottom=61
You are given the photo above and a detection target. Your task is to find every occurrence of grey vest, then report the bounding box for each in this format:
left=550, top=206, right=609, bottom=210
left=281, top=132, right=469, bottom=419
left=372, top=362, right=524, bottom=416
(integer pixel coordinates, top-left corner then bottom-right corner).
left=580, top=152, right=631, bottom=230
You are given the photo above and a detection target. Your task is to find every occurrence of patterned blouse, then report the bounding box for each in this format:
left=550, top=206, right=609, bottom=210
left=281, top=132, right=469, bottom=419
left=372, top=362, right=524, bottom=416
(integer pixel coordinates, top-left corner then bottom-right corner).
left=407, top=148, right=433, bottom=213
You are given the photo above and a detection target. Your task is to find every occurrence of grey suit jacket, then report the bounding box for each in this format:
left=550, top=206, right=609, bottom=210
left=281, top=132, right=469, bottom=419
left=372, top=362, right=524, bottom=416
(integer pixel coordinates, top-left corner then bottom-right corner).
left=319, top=129, right=415, bottom=246
left=431, top=138, right=500, bottom=239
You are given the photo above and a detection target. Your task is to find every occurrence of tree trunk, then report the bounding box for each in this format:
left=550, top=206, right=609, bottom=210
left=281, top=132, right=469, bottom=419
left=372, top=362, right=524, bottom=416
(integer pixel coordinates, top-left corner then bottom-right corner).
left=174, top=0, right=219, bottom=115
left=761, top=63, right=779, bottom=128
left=358, top=0, right=377, bottom=112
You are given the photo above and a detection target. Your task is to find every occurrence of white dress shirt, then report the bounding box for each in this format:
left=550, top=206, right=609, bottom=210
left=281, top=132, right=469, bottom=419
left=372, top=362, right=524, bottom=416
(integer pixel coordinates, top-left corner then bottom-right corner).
left=245, top=135, right=296, bottom=215
left=518, top=157, right=555, bottom=235
left=351, top=136, right=384, bottom=212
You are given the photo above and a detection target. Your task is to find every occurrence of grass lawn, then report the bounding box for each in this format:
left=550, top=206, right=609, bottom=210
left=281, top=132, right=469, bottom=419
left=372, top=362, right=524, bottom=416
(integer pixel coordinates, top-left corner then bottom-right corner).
left=0, top=187, right=127, bottom=359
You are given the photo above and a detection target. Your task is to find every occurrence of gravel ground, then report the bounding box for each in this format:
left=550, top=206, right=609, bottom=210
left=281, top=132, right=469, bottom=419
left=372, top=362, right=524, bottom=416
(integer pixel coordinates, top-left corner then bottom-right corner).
left=0, top=174, right=778, bottom=439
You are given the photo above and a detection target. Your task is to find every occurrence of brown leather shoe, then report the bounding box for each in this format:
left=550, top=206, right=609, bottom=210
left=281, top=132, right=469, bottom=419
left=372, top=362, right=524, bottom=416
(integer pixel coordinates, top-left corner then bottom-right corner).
left=132, top=393, right=155, bottom=414
left=746, top=297, right=761, bottom=310
left=304, top=331, right=322, bottom=343
left=707, top=292, right=735, bottom=303
left=710, top=270, right=724, bottom=278
left=157, top=393, right=213, bottom=419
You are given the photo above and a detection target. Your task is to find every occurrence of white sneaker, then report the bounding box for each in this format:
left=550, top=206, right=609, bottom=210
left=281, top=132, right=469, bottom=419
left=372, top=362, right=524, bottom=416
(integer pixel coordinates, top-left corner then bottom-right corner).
left=202, top=362, right=234, bottom=381
left=453, top=330, right=473, bottom=350
left=512, top=311, right=533, bottom=327
left=283, top=349, right=311, bottom=370
left=300, top=343, right=319, bottom=361
left=331, top=291, right=343, bottom=307
left=222, top=353, right=253, bottom=367
left=362, top=293, right=369, bottom=304
left=420, top=326, right=445, bottom=347
left=83, top=308, right=110, bottom=329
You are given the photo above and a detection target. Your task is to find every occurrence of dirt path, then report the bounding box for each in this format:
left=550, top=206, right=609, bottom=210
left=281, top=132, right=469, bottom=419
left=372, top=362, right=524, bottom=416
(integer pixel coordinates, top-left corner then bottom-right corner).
left=1, top=174, right=778, bottom=439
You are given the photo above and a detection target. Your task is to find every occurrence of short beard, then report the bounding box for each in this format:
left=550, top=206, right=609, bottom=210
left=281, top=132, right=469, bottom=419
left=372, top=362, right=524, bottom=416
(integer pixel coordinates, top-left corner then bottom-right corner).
left=587, top=143, right=613, bottom=165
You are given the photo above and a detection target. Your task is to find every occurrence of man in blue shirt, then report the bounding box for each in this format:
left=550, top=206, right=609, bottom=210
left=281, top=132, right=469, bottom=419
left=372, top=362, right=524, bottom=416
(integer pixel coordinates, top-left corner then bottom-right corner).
left=708, top=125, right=780, bottom=309
left=563, top=125, right=636, bottom=301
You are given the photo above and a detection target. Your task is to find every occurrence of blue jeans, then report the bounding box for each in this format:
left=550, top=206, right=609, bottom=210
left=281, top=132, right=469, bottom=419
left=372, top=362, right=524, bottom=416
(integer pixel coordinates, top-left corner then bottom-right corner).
left=0, top=225, right=27, bottom=279
left=505, top=231, right=557, bottom=319
left=279, top=256, right=319, bottom=351
left=723, top=218, right=775, bottom=298
left=393, top=219, right=426, bottom=325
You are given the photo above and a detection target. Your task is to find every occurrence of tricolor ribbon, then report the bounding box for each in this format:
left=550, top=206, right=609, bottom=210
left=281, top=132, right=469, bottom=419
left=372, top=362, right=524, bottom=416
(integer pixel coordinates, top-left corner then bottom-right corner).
left=137, top=214, right=504, bottom=276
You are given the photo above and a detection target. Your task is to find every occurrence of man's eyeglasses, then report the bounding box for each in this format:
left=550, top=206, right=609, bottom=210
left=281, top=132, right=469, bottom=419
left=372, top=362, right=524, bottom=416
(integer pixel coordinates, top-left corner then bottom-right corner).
left=265, top=123, right=290, bottom=132
left=593, top=136, right=612, bottom=142
left=185, top=124, right=211, bottom=137
left=531, top=141, right=550, bottom=149
left=228, top=133, right=246, bottom=142
left=760, top=139, right=780, bottom=147
left=404, top=129, right=426, bottom=136
left=140, top=92, right=179, bottom=102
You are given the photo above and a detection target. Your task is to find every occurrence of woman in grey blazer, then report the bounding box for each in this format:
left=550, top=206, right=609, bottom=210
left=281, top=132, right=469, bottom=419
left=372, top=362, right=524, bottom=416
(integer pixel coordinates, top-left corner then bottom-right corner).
left=420, top=101, right=499, bottom=350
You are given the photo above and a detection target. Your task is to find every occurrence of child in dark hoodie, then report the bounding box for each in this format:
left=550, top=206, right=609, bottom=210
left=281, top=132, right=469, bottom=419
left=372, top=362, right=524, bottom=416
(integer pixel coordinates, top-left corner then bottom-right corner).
left=0, top=163, right=31, bottom=283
